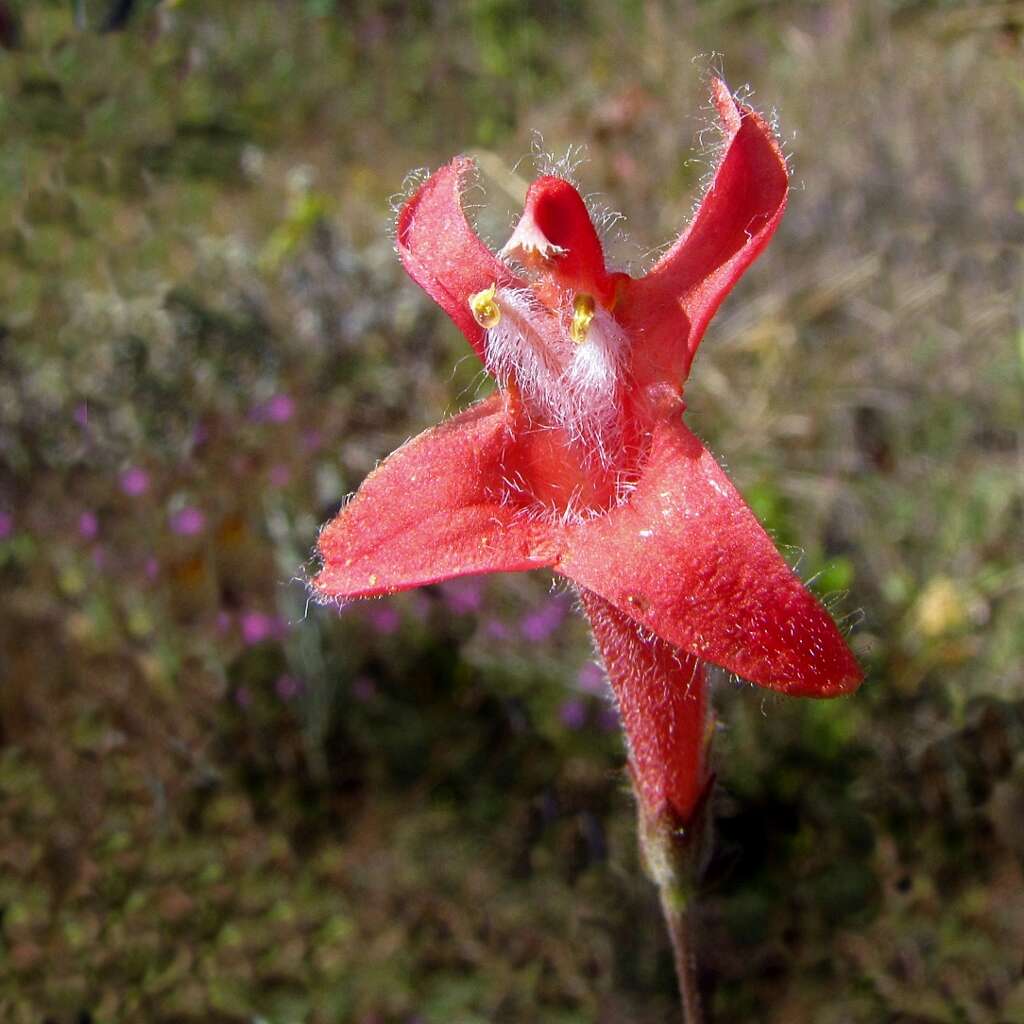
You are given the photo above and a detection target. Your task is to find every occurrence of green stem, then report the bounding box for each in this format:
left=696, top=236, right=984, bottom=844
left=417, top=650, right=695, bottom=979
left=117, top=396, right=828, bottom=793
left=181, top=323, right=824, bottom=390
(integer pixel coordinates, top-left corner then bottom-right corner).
left=658, top=886, right=703, bottom=1024
left=634, top=786, right=712, bottom=1023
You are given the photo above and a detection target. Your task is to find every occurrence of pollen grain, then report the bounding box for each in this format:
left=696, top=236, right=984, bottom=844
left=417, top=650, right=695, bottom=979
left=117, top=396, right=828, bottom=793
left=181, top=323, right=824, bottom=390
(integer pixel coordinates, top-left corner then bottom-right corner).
left=570, top=293, right=596, bottom=344
left=469, top=284, right=502, bottom=329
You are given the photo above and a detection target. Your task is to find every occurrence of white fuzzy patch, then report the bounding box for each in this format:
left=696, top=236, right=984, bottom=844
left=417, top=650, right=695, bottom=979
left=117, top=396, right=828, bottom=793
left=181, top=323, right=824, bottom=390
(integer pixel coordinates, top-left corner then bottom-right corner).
left=483, top=288, right=629, bottom=468
left=484, top=286, right=564, bottom=402
left=562, top=306, right=628, bottom=461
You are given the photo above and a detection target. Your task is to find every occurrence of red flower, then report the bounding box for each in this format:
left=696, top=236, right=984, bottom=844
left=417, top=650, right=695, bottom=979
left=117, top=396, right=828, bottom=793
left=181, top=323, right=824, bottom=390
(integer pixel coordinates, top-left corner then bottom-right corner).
left=314, top=80, right=862, bottom=826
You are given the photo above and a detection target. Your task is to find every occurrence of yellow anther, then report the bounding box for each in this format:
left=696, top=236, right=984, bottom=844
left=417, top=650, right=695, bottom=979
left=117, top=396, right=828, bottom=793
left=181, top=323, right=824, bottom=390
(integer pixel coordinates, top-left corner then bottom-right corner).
left=469, top=284, right=502, bottom=329
left=570, top=293, right=596, bottom=344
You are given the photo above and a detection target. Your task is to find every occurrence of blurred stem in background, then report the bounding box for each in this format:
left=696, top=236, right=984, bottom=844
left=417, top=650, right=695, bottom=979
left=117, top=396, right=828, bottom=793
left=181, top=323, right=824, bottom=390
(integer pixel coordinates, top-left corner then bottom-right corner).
left=72, top=0, right=137, bottom=32
left=0, top=1, right=20, bottom=47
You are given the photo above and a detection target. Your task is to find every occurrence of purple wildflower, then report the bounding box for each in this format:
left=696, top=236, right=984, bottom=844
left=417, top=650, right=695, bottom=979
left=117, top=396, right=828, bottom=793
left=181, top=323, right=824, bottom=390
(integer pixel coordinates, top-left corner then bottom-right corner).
left=78, top=510, right=99, bottom=540
left=577, top=662, right=606, bottom=695
left=269, top=463, right=291, bottom=488
left=170, top=506, right=205, bottom=536
left=275, top=674, right=303, bottom=701
left=366, top=603, right=400, bottom=635
left=240, top=610, right=277, bottom=646
left=439, top=577, right=485, bottom=615
left=483, top=618, right=512, bottom=641
left=120, top=467, right=150, bottom=497
left=255, top=393, right=295, bottom=424
left=559, top=698, right=588, bottom=731
left=519, top=596, right=568, bottom=644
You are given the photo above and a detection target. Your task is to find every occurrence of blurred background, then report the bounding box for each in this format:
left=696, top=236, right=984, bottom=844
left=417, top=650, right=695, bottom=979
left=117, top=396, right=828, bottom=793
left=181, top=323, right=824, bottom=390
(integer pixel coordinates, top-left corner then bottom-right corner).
left=1, top=1, right=1022, bottom=1021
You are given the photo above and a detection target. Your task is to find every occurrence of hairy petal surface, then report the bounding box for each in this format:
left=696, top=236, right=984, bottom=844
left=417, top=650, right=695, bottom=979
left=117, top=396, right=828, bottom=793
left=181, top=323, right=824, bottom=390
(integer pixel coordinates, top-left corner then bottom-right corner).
left=313, top=394, right=558, bottom=602
left=558, top=415, right=862, bottom=697
left=623, top=78, right=790, bottom=385
left=396, top=157, right=522, bottom=362
left=581, top=589, right=711, bottom=823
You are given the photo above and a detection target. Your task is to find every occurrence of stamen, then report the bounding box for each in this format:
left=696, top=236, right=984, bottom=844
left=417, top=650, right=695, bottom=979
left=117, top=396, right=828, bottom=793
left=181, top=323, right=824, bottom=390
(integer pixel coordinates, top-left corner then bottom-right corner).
left=469, top=284, right=502, bottom=329
left=570, top=293, right=596, bottom=344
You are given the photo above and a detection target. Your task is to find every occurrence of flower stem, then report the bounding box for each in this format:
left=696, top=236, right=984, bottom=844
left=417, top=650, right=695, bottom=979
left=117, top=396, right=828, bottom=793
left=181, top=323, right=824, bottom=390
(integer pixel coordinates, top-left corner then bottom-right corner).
left=658, top=886, right=703, bottom=1024
left=633, top=786, right=712, bottom=1023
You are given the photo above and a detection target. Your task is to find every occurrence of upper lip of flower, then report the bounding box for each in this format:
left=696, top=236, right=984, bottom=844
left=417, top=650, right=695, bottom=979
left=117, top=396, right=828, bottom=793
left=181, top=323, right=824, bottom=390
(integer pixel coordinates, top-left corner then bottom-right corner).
left=498, top=212, right=567, bottom=263
left=313, top=77, right=863, bottom=699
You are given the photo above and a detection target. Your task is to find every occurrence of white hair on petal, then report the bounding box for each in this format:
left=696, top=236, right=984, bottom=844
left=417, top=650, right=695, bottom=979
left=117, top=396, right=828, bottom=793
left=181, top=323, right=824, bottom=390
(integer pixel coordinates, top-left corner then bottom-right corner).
left=481, top=287, right=632, bottom=471
left=386, top=165, right=432, bottom=251
left=614, top=466, right=641, bottom=506
left=523, top=135, right=627, bottom=251
left=388, top=159, right=496, bottom=253
left=529, top=132, right=586, bottom=187
left=506, top=478, right=612, bottom=529
left=483, top=286, right=565, bottom=401
left=583, top=192, right=629, bottom=252
left=561, top=306, right=628, bottom=465
left=388, top=166, right=430, bottom=220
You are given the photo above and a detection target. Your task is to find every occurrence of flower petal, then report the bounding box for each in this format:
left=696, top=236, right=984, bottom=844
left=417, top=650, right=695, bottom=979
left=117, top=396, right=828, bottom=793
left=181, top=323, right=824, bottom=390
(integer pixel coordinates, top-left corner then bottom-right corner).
left=397, top=157, right=521, bottom=362
left=313, top=394, right=558, bottom=601
left=581, top=588, right=711, bottom=824
left=502, top=176, right=624, bottom=308
left=623, top=78, right=790, bottom=385
left=557, top=415, right=862, bottom=697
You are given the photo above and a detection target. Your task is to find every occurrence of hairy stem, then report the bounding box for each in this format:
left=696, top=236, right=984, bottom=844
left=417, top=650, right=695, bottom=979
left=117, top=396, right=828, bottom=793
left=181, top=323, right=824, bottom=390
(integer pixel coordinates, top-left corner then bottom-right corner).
left=659, top=887, right=703, bottom=1024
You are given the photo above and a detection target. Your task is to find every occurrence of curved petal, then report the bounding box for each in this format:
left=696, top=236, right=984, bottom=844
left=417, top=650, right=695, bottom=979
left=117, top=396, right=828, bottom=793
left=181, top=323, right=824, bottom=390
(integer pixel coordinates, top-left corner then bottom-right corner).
left=581, top=588, right=711, bottom=824
left=313, top=394, right=558, bottom=602
left=502, top=175, right=625, bottom=308
left=622, top=79, right=790, bottom=385
left=557, top=415, right=862, bottom=697
left=397, top=157, right=523, bottom=362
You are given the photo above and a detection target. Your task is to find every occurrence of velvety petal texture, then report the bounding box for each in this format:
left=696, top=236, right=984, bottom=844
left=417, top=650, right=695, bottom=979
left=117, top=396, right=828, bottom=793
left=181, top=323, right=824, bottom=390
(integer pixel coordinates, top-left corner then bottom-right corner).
left=582, top=589, right=711, bottom=823
left=317, top=78, right=863, bottom=827
left=623, top=79, right=790, bottom=386
left=558, top=415, right=862, bottom=697
left=396, top=157, right=521, bottom=362
left=314, top=394, right=558, bottom=601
